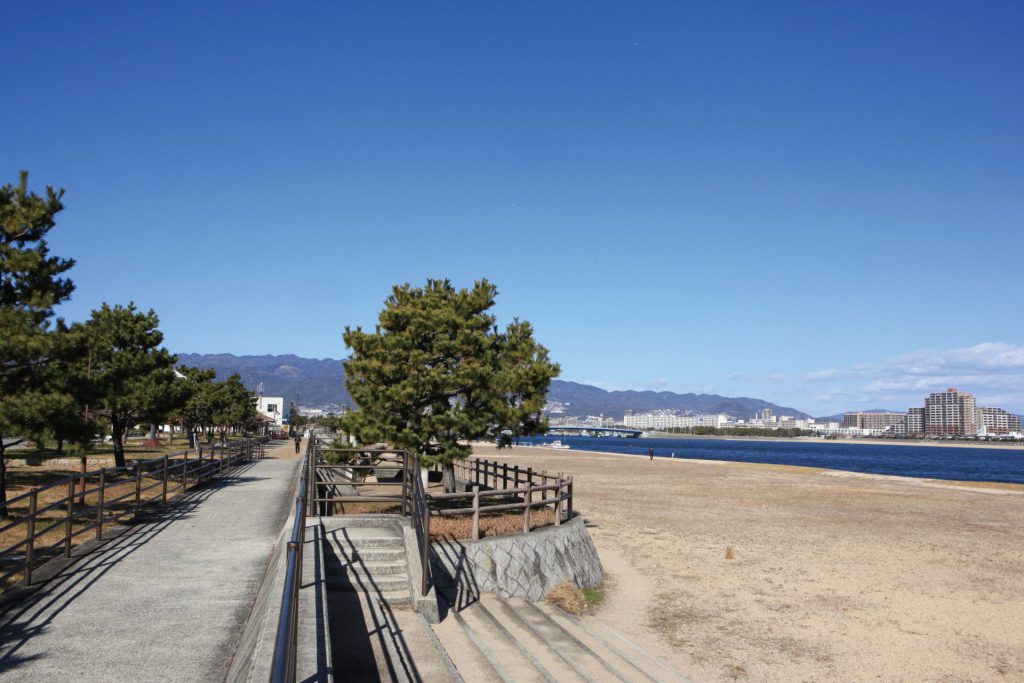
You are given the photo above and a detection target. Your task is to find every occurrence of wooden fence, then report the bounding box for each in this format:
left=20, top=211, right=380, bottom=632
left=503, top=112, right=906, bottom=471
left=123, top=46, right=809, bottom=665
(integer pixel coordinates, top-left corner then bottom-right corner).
left=312, top=450, right=575, bottom=542
left=0, top=438, right=266, bottom=591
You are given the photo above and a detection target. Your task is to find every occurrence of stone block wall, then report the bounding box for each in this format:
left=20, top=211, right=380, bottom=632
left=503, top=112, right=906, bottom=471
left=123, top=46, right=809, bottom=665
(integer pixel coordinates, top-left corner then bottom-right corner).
left=430, top=516, right=603, bottom=608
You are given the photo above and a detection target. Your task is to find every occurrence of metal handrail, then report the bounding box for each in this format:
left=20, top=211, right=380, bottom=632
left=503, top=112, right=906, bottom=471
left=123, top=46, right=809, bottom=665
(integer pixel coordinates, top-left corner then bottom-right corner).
left=269, top=436, right=311, bottom=683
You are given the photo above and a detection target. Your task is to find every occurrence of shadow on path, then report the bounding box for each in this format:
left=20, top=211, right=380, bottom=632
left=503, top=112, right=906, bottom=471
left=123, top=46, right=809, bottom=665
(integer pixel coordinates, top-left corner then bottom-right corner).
left=0, top=459, right=262, bottom=673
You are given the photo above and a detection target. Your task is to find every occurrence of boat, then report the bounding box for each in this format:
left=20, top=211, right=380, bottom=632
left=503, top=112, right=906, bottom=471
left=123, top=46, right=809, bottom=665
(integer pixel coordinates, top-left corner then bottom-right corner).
left=542, top=440, right=571, bottom=450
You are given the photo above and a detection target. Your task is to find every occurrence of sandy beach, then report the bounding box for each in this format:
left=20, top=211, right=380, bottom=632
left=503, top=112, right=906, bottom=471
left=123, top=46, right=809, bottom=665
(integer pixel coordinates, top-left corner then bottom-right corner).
left=471, top=443, right=1024, bottom=682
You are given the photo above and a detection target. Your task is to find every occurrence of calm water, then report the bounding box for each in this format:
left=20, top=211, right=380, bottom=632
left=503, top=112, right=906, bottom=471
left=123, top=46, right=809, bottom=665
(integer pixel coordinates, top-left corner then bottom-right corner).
left=519, top=436, right=1024, bottom=484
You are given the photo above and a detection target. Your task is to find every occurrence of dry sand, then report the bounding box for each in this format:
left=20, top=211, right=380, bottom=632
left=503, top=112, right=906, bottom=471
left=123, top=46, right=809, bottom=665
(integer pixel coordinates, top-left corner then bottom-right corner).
left=471, top=443, right=1024, bottom=682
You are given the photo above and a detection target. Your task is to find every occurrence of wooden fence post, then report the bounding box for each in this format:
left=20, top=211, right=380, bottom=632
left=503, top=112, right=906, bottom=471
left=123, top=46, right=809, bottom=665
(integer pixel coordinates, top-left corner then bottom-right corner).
left=134, top=463, right=143, bottom=515
left=162, top=455, right=169, bottom=503
left=514, top=465, right=521, bottom=489
left=523, top=485, right=533, bottom=533
left=472, top=486, right=481, bottom=540
left=65, top=478, right=74, bottom=558
left=24, top=491, right=37, bottom=585
left=502, top=462, right=509, bottom=490
left=555, top=479, right=562, bottom=526
left=527, top=467, right=534, bottom=489
left=541, top=470, right=548, bottom=503
left=96, top=468, right=106, bottom=540
left=567, top=475, right=573, bottom=519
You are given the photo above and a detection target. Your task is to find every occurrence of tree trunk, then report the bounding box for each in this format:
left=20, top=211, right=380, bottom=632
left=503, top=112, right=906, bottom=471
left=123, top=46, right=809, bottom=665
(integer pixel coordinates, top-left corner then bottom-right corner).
left=148, top=423, right=157, bottom=440
left=111, top=420, right=127, bottom=468
left=442, top=462, right=457, bottom=493
left=0, top=441, right=8, bottom=520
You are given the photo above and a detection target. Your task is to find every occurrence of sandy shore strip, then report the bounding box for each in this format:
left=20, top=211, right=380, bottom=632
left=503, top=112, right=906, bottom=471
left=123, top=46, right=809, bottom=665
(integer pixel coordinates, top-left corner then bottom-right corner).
left=471, top=442, right=1024, bottom=682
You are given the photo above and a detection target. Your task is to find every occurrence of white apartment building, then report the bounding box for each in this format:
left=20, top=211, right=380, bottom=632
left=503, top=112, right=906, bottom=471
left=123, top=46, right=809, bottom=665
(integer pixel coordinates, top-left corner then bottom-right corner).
left=977, top=407, right=1022, bottom=435
left=622, top=411, right=729, bottom=430
left=924, top=388, right=977, bottom=437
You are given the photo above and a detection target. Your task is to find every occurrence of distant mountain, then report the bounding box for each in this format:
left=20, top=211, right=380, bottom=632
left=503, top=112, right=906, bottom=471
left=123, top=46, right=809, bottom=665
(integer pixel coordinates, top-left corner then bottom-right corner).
left=548, top=380, right=811, bottom=420
left=176, top=353, right=350, bottom=407
left=176, top=353, right=811, bottom=420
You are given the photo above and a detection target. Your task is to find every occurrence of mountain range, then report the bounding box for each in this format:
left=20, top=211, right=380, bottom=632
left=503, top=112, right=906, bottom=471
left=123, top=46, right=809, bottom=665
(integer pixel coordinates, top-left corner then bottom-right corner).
left=176, top=353, right=811, bottom=420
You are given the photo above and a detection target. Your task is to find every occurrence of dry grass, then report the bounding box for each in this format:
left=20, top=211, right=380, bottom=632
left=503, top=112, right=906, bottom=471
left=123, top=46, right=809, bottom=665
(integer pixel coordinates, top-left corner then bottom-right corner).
left=1, top=454, right=237, bottom=591
left=332, top=501, right=403, bottom=515
left=428, top=508, right=556, bottom=542
left=546, top=580, right=606, bottom=616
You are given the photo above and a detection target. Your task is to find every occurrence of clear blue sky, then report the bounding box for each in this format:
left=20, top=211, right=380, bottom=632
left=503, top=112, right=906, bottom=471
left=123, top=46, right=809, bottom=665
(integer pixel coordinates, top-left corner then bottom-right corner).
left=4, top=2, right=1023, bottom=414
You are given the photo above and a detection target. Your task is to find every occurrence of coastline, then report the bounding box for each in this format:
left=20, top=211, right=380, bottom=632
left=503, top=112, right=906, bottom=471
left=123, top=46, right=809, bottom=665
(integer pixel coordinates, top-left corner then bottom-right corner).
left=468, top=441, right=1024, bottom=681
left=638, top=432, right=1024, bottom=450
left=477, top=442, right=1024, bottom=493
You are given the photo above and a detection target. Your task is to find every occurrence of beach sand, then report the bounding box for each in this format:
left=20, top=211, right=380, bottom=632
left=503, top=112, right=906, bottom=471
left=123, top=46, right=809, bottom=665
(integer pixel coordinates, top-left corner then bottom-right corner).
left=470, top=443, right=1024, bottom=682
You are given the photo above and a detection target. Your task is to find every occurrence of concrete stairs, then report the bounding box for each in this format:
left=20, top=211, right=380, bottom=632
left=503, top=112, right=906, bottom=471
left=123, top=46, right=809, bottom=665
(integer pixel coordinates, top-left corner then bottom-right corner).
left=322, top=516, right=461, bottom=681
left=325, top=522, right=412, bottom=606
left=431, top=593, right=690, bottom=683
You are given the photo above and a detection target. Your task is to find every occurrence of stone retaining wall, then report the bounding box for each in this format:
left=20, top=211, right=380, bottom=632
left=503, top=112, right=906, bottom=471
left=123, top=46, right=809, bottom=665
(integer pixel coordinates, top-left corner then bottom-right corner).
left=430, top=515, right=603, bottom=607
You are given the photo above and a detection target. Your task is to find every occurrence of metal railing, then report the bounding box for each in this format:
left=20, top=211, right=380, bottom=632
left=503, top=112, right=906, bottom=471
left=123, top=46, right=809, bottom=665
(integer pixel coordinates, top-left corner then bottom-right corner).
left=0, top=438, right=265, bottom=591
left=269, top=436, right=311, bottom=683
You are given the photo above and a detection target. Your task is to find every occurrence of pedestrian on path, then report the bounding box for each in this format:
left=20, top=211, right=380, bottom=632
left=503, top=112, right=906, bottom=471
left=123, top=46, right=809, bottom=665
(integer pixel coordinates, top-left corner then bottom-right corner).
left=294, top=435, right=301, bottom=453
left=648, top=446, right=654, bottom=460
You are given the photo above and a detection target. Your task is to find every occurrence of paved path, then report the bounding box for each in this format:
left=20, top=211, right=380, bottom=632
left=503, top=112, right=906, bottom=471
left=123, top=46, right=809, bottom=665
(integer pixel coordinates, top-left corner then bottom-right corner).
left=0, top=440, right=300, bottom=682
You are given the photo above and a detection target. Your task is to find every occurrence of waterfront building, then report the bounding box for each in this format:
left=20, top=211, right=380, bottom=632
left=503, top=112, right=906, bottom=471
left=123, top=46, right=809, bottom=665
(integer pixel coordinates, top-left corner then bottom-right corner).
left=924, top=388, right=977, bottom=437
left=977, top=407, right=1022, bottom=435
left=842, top=412, right=907, bottom=432
left=905, top=408, right=925, bottom=436
left=623, top=411, right=729, bottom=430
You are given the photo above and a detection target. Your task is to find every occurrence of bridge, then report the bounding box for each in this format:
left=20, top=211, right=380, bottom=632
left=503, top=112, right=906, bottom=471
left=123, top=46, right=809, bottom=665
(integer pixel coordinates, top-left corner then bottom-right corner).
left=545, top=425, right=642, bottom=437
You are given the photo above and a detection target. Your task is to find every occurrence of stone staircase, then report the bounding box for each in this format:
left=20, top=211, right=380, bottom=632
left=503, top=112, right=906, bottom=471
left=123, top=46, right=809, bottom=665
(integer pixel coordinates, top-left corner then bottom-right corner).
left=431, top=593, right=691, bottom=683
left=325, top=524, right=411, bottom=605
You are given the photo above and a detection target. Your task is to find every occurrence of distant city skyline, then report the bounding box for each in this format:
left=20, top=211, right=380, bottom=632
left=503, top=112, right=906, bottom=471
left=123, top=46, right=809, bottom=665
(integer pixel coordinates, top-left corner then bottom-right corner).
left=4, top=3, right=1022, bottom=416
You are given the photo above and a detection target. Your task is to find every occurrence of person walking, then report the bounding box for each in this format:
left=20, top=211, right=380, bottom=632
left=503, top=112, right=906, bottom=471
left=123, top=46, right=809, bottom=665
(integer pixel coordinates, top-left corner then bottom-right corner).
left=294, top=435, right=301, bottom=453
left=648, top=446, right=654, bottom=460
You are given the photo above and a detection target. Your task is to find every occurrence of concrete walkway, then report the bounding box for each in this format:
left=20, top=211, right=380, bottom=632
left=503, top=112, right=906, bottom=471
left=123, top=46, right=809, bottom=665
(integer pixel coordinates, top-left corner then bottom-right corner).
left=0, top=440, right=300, bottom=682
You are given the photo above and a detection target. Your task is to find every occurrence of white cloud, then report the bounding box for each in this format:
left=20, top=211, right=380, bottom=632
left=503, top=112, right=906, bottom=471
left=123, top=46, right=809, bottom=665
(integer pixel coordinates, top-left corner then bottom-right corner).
left=805, top=343, right=1024, bottom=411
left=727, top=372, right=744, bottom=381
left=765, top=372, right=788, bottom=382
left=805, top=368, right=845, bottom=381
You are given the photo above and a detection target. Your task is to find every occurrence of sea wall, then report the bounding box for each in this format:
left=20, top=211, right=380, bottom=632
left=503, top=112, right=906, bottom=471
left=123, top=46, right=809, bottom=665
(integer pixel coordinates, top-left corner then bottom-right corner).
left=430, top=516, right=604, bottom=607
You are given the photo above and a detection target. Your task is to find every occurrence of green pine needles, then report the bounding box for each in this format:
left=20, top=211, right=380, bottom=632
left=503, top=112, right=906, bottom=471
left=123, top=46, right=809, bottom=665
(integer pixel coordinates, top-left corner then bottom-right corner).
left=342, top=279, right=560, bottom=492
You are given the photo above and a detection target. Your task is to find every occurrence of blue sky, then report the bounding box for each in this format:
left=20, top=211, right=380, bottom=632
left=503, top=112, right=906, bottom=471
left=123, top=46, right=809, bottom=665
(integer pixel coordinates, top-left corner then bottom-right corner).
left=4, top=2, right=1022, bottom=414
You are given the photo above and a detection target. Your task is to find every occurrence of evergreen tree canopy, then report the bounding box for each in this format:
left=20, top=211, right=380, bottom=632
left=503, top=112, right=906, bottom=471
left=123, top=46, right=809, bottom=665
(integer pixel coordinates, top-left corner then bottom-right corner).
left=83, top=303, right=181, bottom=467
left=0, top=172, right=74, bottom=513
left=342, top=279, right=559, bottom=490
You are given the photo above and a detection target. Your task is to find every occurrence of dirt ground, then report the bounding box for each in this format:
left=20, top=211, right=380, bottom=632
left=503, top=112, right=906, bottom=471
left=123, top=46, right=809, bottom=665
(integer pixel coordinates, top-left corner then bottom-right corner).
left=471, top=443, right=1024, bottom=683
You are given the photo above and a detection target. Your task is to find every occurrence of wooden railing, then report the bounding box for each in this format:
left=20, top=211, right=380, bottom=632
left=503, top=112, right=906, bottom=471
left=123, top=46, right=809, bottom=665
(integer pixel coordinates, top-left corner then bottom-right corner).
left=440, top=457, right=574, bottom=540
left=0, top=438, right=265, bottom=591
left=312, top=449, right=575, bottom=542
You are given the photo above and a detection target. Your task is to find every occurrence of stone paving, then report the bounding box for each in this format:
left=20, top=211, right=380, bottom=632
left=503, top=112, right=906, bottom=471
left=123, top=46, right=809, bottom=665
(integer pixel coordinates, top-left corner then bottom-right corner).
left=0, top=440, right=299, bottom=682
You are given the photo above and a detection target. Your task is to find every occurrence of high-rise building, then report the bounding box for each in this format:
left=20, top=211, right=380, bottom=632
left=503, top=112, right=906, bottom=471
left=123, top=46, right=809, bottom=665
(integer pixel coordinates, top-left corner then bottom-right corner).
left=924, top=388, right=977, bottom=437
left=977, top=407, right=1022, bottom=435
left=905, top=408, right=925, bottom=436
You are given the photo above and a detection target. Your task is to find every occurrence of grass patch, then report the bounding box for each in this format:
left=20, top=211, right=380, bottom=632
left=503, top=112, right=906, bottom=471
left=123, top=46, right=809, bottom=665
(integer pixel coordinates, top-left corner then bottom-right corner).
left=429, top=509, right=555, bottom=542
left=546, top=580, right=605, bottom=615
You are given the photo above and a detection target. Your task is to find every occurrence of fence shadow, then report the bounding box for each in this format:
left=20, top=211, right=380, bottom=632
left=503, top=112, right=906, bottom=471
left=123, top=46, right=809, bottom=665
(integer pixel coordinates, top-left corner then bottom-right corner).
left=0, top=457, right=264, bottom=673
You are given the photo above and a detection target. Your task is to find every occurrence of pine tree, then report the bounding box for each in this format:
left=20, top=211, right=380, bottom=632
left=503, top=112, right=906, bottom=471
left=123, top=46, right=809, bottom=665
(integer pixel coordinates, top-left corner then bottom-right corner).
left=83, top=303, right=181, bottom=467
left=342, top=279, right=559, bottom=492
left=0, top=172, right=74, bottom=515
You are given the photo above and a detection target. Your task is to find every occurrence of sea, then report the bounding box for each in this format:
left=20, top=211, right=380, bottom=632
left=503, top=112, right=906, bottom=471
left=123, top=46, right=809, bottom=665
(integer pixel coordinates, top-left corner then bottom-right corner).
left=517, top=435, right=1024, bottom=485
